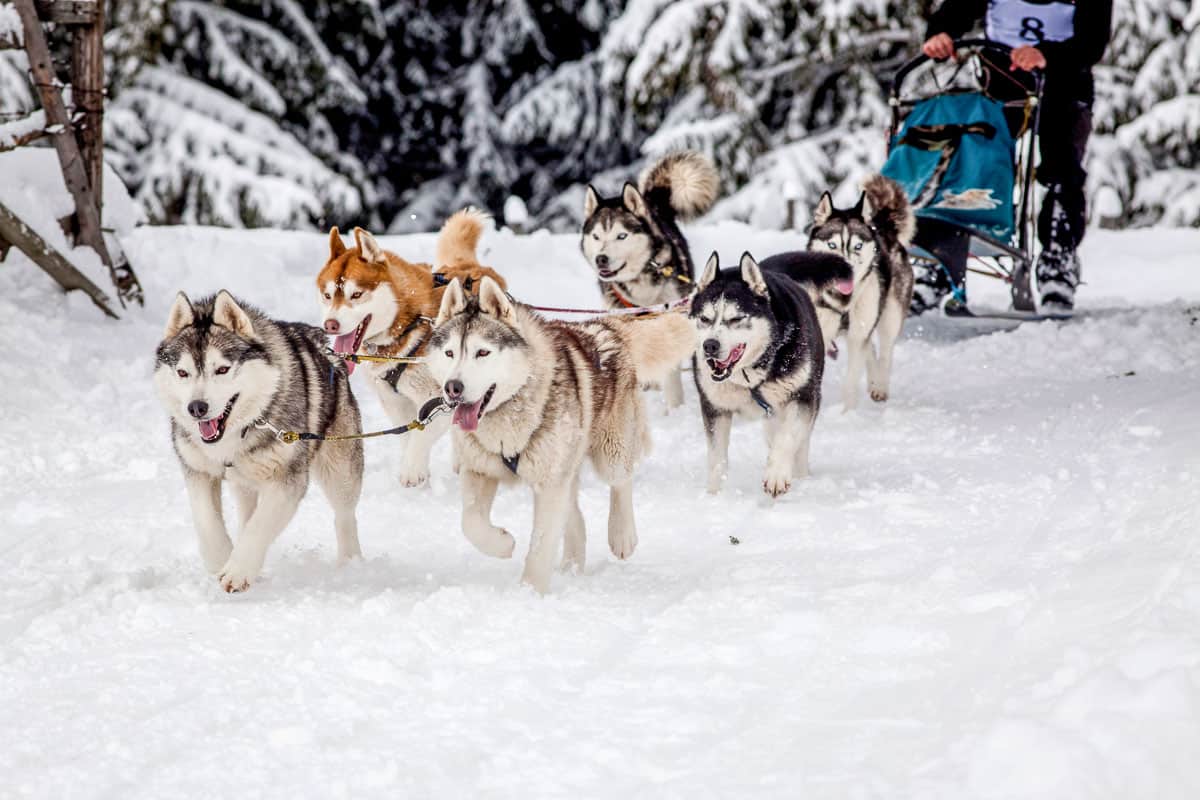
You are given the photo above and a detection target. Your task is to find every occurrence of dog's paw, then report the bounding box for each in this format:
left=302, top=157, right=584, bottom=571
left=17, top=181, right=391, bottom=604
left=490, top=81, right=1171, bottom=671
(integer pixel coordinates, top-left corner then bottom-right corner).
left=763, top=471, right=792, bottom=498
left=217, top=557, right=258, bottom=593
left=609, top=527, right=638, bottom=560
left=520, top=568, right=552, bottom=595
left=560, top=552, right=585, bottom=574
left=869, top=386, right=889, bottom=403
left=465, top=523, right=515, bottom=559
left=398, top=468, right=430, bottom=488
left=492, top=529, right=516, bottom=559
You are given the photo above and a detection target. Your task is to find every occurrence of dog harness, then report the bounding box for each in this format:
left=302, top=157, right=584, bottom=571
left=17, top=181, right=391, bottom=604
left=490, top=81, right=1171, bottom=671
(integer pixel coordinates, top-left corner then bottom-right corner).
left=432, top=273, right=475, bottom=292
left=378, top=316, right=431, bottom=388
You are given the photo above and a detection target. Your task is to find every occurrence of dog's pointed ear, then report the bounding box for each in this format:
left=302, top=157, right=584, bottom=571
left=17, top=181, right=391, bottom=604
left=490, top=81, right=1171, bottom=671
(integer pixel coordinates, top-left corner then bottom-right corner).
left=163, top=291, right=194, bottom=339
left=435, top=278, right=467, bottom=327
left=859, top=190, right=874, bottom=222
left=740, top=252, right=768, bottom=298
left=213, top=290, right=257, bottom=340
left=329, top=226, right=346, bottom=259
left=353, top=227, right=384, bottom=264
left=813, top=192, right=834, bottom=226
left=621, top=182, right=647, bottom=217
left=852, top=192, right=866, bottom=217
left=584, top=185, right=600, bottom=219
left=697, top=251, right=719, bottom=291
left=478, top=276, right=515, bottom=322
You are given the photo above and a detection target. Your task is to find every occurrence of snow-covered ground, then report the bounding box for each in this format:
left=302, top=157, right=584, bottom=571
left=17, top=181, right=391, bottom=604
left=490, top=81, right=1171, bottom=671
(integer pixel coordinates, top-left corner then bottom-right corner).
left=1, top=219, right=1199, bottom=798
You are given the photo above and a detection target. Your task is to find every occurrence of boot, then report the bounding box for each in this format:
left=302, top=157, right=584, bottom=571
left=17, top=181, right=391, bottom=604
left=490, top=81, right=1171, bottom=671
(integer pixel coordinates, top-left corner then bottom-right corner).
left=1036, top=183, right=1083, bottom=312
left=1036, top=246, right=1080, bottom=311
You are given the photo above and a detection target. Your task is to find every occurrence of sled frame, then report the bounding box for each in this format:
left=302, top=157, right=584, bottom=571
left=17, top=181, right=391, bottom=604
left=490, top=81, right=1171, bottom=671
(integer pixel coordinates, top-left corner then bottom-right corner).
left=888, top=39, right=1045, bottom=313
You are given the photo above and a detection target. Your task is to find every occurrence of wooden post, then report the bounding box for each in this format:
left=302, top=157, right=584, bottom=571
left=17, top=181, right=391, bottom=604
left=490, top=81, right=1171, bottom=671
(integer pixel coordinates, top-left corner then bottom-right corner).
left=12, top=0, right=142, bottom=308
left=71, top=1, right=103, bottom=210
left=0, top=199, right=120, bottom=318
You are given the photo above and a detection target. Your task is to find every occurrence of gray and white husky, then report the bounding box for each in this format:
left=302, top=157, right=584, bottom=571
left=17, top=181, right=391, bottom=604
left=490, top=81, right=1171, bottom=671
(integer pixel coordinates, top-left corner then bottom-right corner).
left=691, top=252, right=827, bottom=497
left=154, top=291, right=364, bottom=592
left=426, top=277, right=694, bottom=593
left=581, top=150, right=719, bottom=408
left=807, top=174, right=916, bottom=409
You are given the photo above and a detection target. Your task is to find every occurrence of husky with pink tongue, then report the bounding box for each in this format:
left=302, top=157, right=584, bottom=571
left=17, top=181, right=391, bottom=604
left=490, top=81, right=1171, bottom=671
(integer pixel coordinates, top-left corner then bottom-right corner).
left=690, top=252, right=826, bottom=499
left=154, top=290, right=364, bottom=593
left=426, top=276, right=695, bottom=594
left=806, top=173, right=916, bottom=409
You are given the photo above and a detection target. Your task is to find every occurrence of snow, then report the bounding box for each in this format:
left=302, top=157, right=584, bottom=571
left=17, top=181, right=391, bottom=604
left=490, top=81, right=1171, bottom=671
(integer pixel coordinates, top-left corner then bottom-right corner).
left=2, top=218, right=1200, bottom=796
left=112, top=65, right=362, bottom=228
left=0, top=149, right=143, bottom=292
left=0, top=3, right=19, bottom=41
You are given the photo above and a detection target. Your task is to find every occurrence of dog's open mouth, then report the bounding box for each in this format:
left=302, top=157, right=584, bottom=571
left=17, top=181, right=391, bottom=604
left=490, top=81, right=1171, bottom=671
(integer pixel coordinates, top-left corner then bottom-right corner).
left=331, top=314, right=371, bottom=374
left=596, top=263, right=625, bottom=280
left=706, top=343, right=746, bottom=382
left=450, top=384, right=496, bottom=432
left=834, top=278, right=854, bottom=296
left=197, top=395, right=238, bottom=443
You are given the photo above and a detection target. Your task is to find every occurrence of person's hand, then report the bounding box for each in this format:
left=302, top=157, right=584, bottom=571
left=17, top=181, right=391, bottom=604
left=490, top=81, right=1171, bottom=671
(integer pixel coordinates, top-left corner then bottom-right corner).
left=1010, top=45, right=1046, bottom=72
left=922, top=33, right=955, bottom=60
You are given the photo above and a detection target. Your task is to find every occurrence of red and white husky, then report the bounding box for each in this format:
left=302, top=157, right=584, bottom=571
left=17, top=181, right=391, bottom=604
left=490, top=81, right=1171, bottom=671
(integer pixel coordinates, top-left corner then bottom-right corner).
left=316, top=209, right=507, bottom=486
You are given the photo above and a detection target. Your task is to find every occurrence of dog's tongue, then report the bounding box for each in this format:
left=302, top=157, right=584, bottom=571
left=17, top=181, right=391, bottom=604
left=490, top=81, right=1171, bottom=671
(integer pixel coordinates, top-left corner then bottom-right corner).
left=716, top=343, right=746, bottom=370
left=332, top=331, right=357, bottom=374
left=452, top=398, right=485, bottom=432
left=198, top=418, right=221, bottom=440
left=835, top=278, right=854, bottom=295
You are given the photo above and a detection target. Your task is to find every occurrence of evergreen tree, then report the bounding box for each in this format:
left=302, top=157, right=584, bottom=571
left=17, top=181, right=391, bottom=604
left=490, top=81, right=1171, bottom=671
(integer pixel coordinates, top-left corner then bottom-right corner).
left=105, top=0, right=379, bottom=228
left=1090, top=0, right=1200, bottom=226
left=3, top=0, right=1196, bottom=231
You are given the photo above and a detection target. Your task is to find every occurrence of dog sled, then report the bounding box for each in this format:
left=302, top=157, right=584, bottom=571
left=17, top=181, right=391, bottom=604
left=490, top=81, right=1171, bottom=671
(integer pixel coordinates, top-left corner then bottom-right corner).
left=882, top=39, right=1064, bottom=321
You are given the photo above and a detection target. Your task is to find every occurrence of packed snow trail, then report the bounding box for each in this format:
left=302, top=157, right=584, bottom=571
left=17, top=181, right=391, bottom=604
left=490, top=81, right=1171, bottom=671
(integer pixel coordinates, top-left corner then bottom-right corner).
left=1, top=224, right=1198, bottom=798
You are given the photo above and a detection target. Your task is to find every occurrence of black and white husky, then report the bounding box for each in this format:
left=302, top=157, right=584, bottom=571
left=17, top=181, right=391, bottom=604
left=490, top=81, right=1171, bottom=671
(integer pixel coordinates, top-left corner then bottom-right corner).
left=807, top=174, right=916, bottom=409
left=690, top=252, right=828, bottom=497
left=154, top=291, right=364, bottom=592
left=581, top=150, right=719, bottom=408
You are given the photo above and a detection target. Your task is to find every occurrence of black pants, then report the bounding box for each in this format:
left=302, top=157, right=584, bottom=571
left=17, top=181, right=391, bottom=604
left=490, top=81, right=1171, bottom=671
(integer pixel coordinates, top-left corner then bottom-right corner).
left=1035, top=92, right=1091, bottom=251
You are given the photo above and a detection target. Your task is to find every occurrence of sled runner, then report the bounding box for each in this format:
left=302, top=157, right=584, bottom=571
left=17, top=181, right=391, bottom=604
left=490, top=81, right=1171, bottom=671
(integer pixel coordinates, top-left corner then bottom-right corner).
left=883, top=39, right=1054, bottom=320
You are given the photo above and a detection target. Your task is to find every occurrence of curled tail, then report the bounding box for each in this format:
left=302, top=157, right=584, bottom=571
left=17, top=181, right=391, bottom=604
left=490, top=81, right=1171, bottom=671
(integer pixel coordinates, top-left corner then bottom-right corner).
left=862, top=174, right=916, bottom=248
left=620, top=311, right=695, bottom=385
left=638, top=151, right=719, bottom=221
left=435, top=207, right=491, bottom=268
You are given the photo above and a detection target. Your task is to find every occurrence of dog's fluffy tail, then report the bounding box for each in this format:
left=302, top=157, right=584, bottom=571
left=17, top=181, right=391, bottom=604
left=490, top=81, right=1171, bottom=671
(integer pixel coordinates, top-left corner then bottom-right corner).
left=862, top=174, right=916, bottom=248
left=620, top=311, right=695, bottom=385
left=639, top=151, right=719, bottom=221
left=435, top=207, right=491, bottom=267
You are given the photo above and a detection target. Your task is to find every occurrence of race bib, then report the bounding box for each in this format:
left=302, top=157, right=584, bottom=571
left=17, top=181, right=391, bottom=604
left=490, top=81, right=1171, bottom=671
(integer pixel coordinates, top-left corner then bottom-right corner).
left=986, top=0, right=1075, bottom=48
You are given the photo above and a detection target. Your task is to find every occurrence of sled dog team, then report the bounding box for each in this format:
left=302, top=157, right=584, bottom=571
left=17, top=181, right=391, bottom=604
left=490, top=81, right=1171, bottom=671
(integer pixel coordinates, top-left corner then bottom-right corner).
left=155, top=151, right=916, bottom=594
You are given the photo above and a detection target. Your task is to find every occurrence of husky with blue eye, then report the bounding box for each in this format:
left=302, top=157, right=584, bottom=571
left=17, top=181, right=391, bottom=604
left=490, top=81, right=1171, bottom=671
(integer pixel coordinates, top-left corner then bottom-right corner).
left=807, top=174, right=916, bottom=409
left=690, top=251, right=829, bottom=498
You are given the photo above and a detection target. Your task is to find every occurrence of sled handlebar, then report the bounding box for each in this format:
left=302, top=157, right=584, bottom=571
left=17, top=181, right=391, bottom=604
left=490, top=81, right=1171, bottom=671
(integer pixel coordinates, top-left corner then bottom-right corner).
left=891, top=38, right=1043, bottom=100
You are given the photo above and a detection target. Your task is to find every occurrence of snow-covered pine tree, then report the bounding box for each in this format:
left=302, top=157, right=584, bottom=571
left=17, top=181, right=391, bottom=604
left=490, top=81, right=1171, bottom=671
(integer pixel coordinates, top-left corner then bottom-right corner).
left=381, top=0, right=619, bottom=232
left=105, top=0, right=378, bottom=228
left=0, top=2, right=33, bottom=124
left=509, top=0, right=1199, bottom=232
left=1090, top=0, right=1200, bottom=227
left=507, top=0, right=920, bottom=230
left=6, top=0, right=1197, bottom=232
